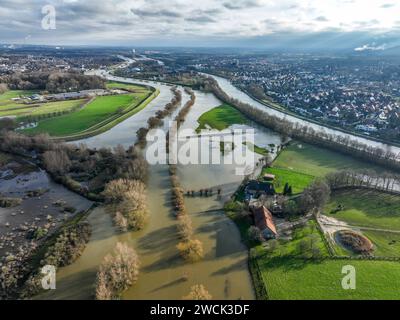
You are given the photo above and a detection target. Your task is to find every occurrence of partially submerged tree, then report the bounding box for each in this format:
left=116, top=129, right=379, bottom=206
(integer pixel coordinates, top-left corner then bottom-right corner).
left=177, top=239, right=204, bottom=263
left=95, top=242, right=140, bottom=300
left=177, top=214, right=193, bottom=241
left=102, top=179, right=146, bottom=203
left=183, top=284, right=212, bottom=300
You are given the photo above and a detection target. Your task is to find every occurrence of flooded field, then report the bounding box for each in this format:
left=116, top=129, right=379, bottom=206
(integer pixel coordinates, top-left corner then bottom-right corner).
left=0, top=156, right=92, bottom=258
left=35, top=75, right=283, bottom=300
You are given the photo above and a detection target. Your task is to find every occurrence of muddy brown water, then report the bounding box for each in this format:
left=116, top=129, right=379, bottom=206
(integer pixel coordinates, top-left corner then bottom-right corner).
left=36, top=78, right=282, bottom=300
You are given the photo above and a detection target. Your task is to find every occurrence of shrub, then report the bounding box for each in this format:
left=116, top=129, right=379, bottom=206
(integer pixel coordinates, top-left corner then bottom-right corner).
left=177, top=215, right=193, bottom=241
left=177, top=239, right=204, bottom=263
left=0, top=197, right=22, bottom=208
left=223, top=200, right=243, bottom=212
left=183, top=284, right=212, bottom=300
left=95, top=242, right=140, bottom=300
left=247, top=226, right=263, bottom=243
left=43, top=221, right=91, bottom=267
left=102, top=179, right=146, bottom=203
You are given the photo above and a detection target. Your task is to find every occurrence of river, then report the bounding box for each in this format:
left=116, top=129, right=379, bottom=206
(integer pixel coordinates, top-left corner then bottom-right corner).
left=37, top=74, right=286, bottom=299
left=206, top=74, right=400, bottom=155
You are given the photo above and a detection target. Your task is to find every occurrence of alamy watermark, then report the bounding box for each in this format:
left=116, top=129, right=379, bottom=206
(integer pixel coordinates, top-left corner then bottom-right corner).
left=41, top=265, right=56, bottom=290
left=41, top=5, right=56, bottom=30
left=341, top=265, right=356, bottom=290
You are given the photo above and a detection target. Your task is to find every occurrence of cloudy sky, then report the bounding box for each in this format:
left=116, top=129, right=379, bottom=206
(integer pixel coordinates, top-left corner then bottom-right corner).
left=1, top=0, right=400, bottom=48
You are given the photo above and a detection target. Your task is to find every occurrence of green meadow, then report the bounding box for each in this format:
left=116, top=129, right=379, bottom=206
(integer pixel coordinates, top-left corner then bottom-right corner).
left=196, top=103, right=248, bottom=132
left=263, top=167, right=314, bottom=194
left=243, top=141, right=269, bottom=156
left=260, top=257, right=400, bottom=300
left=254, top=220, right=400, bottom=299
left=325, top=189, right=400, bottom=231
left=362, top=230, right=400, bottom=257
left=266, top=141, right=390, bottom=193
left=24, top=92, right=149, bottom=136
left=106, top=81, right=149, bottom=92
left=274, top=141, right=384, bottom=177
left=0, top=99, right=85, bottom=118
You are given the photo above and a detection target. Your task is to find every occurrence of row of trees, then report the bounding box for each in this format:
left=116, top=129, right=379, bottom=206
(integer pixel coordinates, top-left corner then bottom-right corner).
left=325, top=169, right=400, bottom=193
left=203, top=77, right=400, bottom=172
left=169, top=165, right=204, bottom=263
left=136, top=87, right=182, bottom=148
left=164, top=90, right=205, bottom=263
left=174, top=88, right=196, bottom=126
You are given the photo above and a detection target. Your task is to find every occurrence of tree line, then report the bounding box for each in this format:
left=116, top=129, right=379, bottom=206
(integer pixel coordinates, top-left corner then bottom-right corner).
left=164, top=89, right=205, bottom=263
left=0, top=71, right=106, bottom=93
left=325, top=169, right=400, bottom=194
left=202, top=76, right=400, bottom=172
left=136, top=87, right=182, bottom=148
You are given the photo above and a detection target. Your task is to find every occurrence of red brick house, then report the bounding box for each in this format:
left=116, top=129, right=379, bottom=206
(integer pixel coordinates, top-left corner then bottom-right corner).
left=252, top=206, right=277, bottom=239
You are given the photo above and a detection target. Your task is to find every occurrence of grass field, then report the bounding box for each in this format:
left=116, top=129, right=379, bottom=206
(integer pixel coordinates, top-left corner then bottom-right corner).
left=260, top=257, right=400, bottom=299
left=0, top=99, right=86, bottom=118
left=243, top=141, right=269, bottom=156
left=273, top=220, right=330, bottom=257
left=275, top=142, right=385, bottom=177
left=0, top=90, right=38, bottom=103
left=23, top=93, right=149, bottom=136
left=196, top=103, right=248, bottom=132
left=325, top=189, right=400, bottom=231
left=0, top=90, right=40, bottom=111
left=362, top=230, right=400, bottom=257
left=106, top=81, right=149, bottom=92
left=266, top=141, right=391, bottom=193
left=262, top=167, right=315, bottom=194
left=254, top=219, right=400, bottom=299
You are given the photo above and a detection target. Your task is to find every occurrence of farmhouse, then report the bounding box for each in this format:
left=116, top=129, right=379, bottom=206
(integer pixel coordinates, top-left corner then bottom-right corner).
left=251, top=206, right=277, bottom=239
left=244, top=180, right=275, bottom=201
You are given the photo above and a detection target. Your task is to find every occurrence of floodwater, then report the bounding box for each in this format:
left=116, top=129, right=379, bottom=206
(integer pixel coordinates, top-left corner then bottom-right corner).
left=36, top=73, right=284, bottom=300
left=0, top=160, right=92, bottom=258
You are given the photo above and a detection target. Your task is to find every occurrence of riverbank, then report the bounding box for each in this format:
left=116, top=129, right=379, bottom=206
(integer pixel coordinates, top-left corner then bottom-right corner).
left=202, top=71, right=400, bottom=148
left=50, top=89, right=159, bottom=142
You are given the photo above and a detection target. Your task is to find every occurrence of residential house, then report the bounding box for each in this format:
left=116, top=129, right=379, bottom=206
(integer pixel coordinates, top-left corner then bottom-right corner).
left=251, top=206, right=277, bottom=239
left=244, top=180, right=275, bottom=201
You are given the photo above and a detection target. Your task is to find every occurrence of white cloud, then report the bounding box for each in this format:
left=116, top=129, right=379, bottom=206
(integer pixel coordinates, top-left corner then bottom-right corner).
left=0, top=0, right=398, bottom=45
left=354, top=43, right=387, bottom=51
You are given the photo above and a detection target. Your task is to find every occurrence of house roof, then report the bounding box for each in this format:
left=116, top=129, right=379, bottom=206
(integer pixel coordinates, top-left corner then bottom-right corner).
left=263, top=173, right=276, bottom=180
left=253, top=206, right=277, bottom=235
left=246, top=180, right=274, bottom=192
